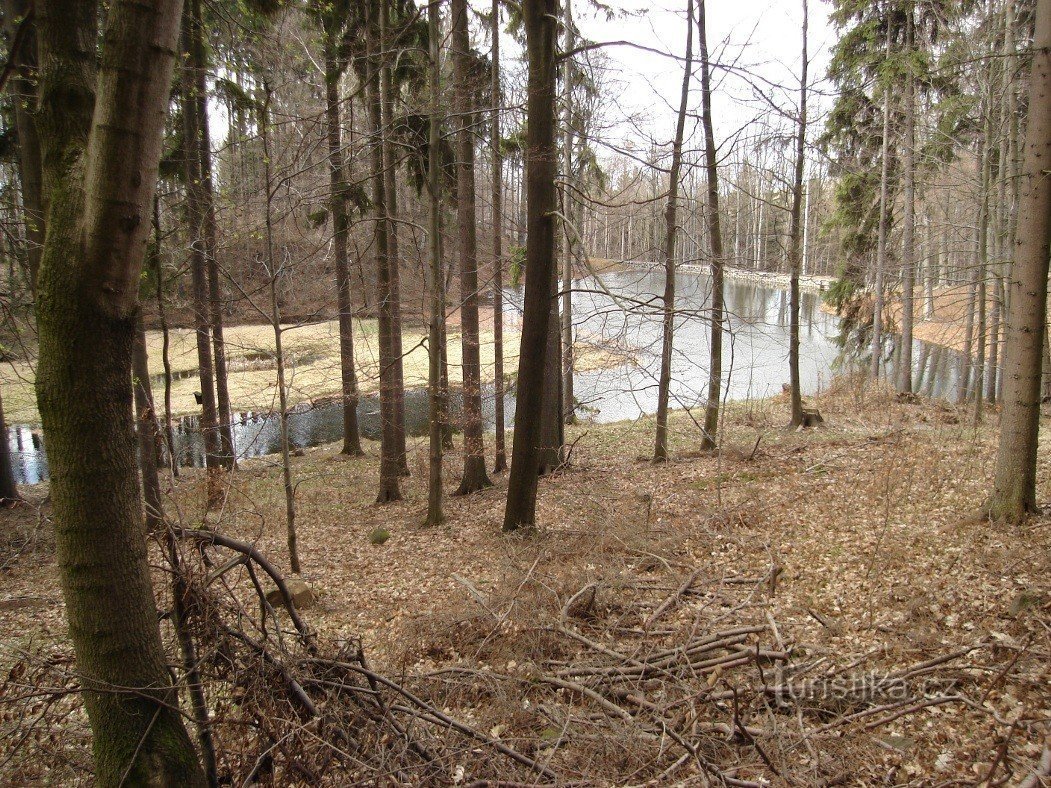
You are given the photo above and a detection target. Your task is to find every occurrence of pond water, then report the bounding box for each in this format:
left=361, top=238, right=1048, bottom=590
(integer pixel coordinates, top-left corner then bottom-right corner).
left=6, top=265, right=983, bottom=484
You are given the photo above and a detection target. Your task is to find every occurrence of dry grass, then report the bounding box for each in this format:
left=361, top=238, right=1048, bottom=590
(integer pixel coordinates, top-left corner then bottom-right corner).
left=0, top=313, right=622, bottom=424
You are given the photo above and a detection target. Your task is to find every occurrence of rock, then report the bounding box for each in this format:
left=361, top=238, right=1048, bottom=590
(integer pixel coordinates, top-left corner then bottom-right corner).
left=265, top=578, right=316, bottom=611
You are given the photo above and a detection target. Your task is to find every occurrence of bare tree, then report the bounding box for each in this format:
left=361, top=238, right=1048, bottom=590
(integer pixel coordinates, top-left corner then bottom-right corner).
left=787, top=0, right=809, bottom=426
left=698, top=0, right=725, bottom=451
left=653, top=0, right=694, bottom=461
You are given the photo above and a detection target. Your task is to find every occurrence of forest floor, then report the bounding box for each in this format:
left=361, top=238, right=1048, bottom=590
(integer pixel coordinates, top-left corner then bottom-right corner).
left=0, top=378, right=1049, bottom=784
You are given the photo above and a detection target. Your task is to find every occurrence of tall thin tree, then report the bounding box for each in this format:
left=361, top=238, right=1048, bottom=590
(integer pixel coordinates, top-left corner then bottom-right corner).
left=788, top=0, right=809, bottom=426
left=491, top=0, right=508, bottom=472
left=371, top=0, right=403, bottom=502
left=653, top=0, right=694, bottom=461
left=870, top=6, right=893, bottom=380
left=698, top=0, right=725, bottom=451
left=426, top=0, right=447, bottom=525
left=452, top=0, right=493, bottom=495
left=319, top=0, right=364, bottom=456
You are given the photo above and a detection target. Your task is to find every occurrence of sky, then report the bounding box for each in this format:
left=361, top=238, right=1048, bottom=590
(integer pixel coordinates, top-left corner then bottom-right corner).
left=493, top=0, right=838, bottom=164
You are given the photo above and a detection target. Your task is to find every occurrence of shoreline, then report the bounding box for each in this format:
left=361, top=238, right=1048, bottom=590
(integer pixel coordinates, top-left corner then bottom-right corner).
left=616, top=259, right=834, bottom=293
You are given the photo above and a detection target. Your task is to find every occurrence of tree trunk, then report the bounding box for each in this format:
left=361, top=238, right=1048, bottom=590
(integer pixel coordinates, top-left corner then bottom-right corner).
left=452, top=0, right=492, bottom=495
left=561, top=0, right=576, bottom=426
left=181, top=13, right=222, bottom=500
left=503, top=0, right=558, bottom=531
left=899, top=2, right=916, bottom=393
left=371, top=0, right=403, bottom=503
left=787, top=0, right=809, bottom=426
left=187, top=0, right=235, bottom=468
left=491, top=0, right=507, bottom=473
left=133, top=314, right=163, bottom=532
left=698, top=0, right=725, bottom=451
left=3, top=0, right=44, bottom=295
left=0, top=383, right=21, bottom=503
left=260, top=89, right=301, bottom=574
left=152, top=197, right=177, bottom=474
left=426, top=0, right=446, bottom=526
left=323, top=35, right=364, bottom=456
left=987, top=0, right=1051, bottom=522
left=33, top=0, right=204, bottom=781
left=871, top=13, right=893, bottom=380
left=538, top=258, right=564, bottom=474
left=653, top=0, right=694, bottom=461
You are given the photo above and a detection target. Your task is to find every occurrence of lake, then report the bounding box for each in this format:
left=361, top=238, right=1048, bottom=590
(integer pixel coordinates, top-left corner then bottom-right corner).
left=6, top=265, right=978, bottom=484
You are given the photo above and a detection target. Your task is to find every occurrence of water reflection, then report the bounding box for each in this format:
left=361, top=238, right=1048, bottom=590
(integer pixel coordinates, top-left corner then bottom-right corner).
left=6, top=266, right=989, bottom=484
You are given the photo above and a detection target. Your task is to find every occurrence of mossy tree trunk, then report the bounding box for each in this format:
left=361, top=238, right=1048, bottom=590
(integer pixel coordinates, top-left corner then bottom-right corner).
left=988, top=0, right=1051, bottom=522
left=33, top=0, right=204, bottom=782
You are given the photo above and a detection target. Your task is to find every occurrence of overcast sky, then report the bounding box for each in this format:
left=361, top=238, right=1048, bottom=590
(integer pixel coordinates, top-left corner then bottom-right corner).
left=493, top=0, right=837, bottom=163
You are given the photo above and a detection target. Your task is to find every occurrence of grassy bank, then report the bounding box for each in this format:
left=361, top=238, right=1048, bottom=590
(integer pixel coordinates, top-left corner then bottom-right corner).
left=0, top=315, right=630, bottom=424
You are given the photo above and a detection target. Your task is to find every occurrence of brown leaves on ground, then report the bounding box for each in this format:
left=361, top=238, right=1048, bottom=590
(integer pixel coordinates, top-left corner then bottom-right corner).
left=0, top=379, right=1049, bottom=784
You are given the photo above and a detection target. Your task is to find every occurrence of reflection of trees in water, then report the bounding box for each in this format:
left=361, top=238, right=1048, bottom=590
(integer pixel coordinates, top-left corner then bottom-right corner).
left=7, top=268, right=982, bottom=483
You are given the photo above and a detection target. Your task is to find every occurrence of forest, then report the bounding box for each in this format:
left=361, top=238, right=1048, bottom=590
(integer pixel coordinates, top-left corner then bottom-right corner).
left=0, top=0, right=1049, bottom=783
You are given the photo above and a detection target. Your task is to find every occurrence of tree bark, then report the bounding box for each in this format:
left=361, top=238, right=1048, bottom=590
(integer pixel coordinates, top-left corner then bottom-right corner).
left=503, top=0, right=558, bottom=531
left=426, top=0, right=446, bottom=526
left=787, top=0, right=809, bottom=426
left=181, top=12, right=222, bottom=499
left=187, top=0, right=235, bottom=468
left=133, top=313, right=163, bottom=532
left=0, top=383, right=21, bottom=503
left=653, top=0, right=694, bottom=460
left=323, top=33, right=364, bottom=456
left=371, top=0, right=403, bottom=503
left=698, top=0, right=725, bottom=451
left=33, top=0, right=204, bottom=781
left=2, top=0, right=43, bottom=294
left=987, top=0, right=1051, bottom=522
left=561, top=0, right=576, bottom=426
left=491, top=0, right=507, bottom=473
left=452, top=0, right=493, bottom=495
left=260, top=87, right=301, bottom=574
left=871, top=9, right=893, bottom=381
left=899, top=2, right=916, bottom=393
